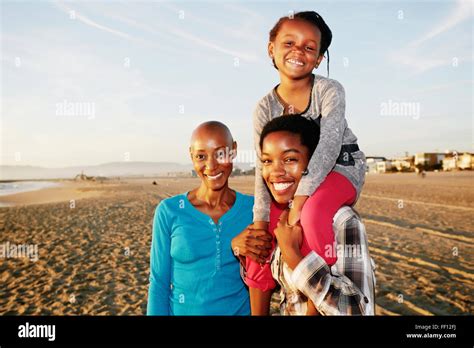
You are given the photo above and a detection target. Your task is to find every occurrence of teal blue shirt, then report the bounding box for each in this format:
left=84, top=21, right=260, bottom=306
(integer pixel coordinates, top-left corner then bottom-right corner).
left=147, top=191, right=253, bottom=315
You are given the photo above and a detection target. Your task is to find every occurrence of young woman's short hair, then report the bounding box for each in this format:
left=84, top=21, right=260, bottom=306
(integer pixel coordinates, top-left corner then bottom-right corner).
left=259, top=115, right=320, bottom=157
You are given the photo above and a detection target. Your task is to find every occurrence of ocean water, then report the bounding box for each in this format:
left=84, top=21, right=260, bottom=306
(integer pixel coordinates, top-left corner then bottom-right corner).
left=0, top=181, right=60, bottom=197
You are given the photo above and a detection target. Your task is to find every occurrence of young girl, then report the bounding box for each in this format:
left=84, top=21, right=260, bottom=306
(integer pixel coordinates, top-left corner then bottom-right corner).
left=246, top=11, right=367, bottom=315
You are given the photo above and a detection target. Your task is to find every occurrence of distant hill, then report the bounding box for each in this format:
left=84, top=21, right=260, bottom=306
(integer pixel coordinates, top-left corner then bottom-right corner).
left=0, top=162, right=193, bottom=180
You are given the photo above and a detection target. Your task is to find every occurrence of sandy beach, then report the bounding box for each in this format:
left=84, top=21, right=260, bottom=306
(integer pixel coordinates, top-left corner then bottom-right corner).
left=0, top=172, right=472, bottom=315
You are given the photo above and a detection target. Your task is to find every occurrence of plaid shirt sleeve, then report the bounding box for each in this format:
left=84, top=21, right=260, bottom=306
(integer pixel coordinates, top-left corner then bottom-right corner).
left=290, top=206, right=376, bottom=315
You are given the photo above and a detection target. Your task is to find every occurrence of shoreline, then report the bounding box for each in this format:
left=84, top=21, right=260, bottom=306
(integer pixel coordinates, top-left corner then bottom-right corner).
left=0, top=181, right=62, bottom=197
left=0, top=181, right=107, bottom=207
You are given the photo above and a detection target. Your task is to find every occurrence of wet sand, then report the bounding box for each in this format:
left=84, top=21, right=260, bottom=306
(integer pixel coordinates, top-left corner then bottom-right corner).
left=0, top=172, right=472, bottom=315
left=0, top=181, right=105, bottom=207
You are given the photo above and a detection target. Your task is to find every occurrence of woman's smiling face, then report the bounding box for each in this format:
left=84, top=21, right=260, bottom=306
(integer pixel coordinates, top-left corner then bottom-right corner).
left=269, top=19, right=324, bottom=79
left=261, top=131, right=310, bottom=204
left=190, top=127, right=236, bottom=191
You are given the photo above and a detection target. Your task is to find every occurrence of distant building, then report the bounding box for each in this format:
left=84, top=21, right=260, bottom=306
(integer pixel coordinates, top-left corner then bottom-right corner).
left=443, top=152, right=474, bottom=171
left=366, top=157, right=386, bottom=174
left=74, top=171, right=94, bottom=181
left=458, top=153, right=474, bottom=170
left=376, top=161, right=393, bottom=173
left=415, top=152, right=445, bottom=166
left=414, top=153, right=445, bottom=170
left=391, top=156, right=415, bottom=172
left=367, top=152, right=471, bottom=173
left=442, top=155, right=457, bottom=171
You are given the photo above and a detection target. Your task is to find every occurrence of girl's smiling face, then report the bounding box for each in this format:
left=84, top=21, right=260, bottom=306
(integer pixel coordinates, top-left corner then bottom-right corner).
left=268, top=19, right=324, bottom=80
left=261, top=131, right=310, bottom=204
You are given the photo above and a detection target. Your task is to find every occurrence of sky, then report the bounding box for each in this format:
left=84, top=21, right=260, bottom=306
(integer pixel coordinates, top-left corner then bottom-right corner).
left=1, top=0, right=473, bottom=168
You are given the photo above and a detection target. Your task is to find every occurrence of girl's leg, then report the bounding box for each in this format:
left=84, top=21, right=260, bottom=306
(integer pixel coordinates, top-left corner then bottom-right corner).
left=299, top=171, right=356, bottom=266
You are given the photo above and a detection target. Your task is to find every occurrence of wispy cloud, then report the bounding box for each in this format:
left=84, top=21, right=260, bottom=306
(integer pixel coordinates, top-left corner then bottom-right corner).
left=101, top=2, right=261, bottom=62
left=165, top=25, right=259, bottom=62
left=51, top=1, right=224, bottom=63
left=219, top=2, right=264, bottom=21
left=394, top=55, right=450, bottom=74
left=389, top=0, right=473, bottom=74
left=51, top=1, right=135, bottom=41
left=161, top=2, right=261, bottom=41
left=409, top=79, right=473, bottom=95
left=164, top=2, right=265, bottom=43
left=409, top=0, right=472, bottom=48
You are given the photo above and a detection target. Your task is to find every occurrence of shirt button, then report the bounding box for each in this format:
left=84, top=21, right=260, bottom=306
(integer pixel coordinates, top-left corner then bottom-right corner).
left=364, top=296, right=369, bottom=303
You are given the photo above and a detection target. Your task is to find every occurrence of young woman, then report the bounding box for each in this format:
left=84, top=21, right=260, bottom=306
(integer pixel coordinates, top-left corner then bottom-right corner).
left=241, top=115, right=375, bottom=315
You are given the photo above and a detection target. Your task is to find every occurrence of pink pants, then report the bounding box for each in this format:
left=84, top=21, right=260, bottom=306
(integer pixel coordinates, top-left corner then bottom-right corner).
left=245, top=171, right=356, bottom=291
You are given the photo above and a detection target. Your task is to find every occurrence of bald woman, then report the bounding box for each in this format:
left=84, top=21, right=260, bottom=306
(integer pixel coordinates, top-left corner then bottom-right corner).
left=147, top=121, right=272, bottom=315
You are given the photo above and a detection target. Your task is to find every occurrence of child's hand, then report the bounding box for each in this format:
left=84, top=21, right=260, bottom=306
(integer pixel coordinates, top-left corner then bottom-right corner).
left=288, top=195, right=309, bottom=225
left=231, top=223, right=273, bottom=265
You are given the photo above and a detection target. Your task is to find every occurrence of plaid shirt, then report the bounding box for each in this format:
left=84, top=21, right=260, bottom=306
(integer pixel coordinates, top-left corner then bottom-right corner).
left=269, top=206, right=376, bottom=315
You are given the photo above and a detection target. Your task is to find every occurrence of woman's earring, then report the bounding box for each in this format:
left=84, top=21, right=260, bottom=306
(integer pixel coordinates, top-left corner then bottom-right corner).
left=302, top=169, right=309, bottom=176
